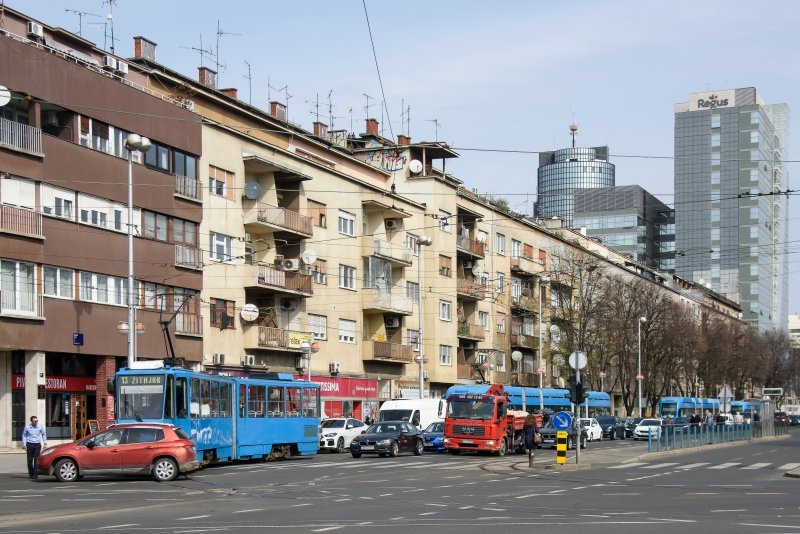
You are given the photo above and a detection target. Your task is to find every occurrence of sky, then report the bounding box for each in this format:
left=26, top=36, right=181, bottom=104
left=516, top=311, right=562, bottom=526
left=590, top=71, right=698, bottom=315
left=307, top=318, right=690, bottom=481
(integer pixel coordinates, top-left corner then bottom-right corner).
left=9, top=0, right=800, bottom=317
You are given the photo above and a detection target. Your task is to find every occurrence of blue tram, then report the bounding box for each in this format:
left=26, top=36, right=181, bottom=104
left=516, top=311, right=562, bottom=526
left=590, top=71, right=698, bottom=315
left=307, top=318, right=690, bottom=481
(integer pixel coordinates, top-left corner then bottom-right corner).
left=658, top=396, right=720, bottom=418
left=115, top=363, right=320, bottom=463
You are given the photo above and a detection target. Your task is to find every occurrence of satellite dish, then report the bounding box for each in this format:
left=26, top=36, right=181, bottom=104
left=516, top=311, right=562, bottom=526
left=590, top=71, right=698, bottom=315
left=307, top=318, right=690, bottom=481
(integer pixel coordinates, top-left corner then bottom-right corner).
left=239, top=303, right=260, bottom=322
left=0, top=86, right=10, bottom=107
left=242, top=182, right=262, bottom=200
left=471, top=264, right=483, bottom=277
left=409, top=159, right=423, bottom=174
left=301, top=249, right=318, bottom=265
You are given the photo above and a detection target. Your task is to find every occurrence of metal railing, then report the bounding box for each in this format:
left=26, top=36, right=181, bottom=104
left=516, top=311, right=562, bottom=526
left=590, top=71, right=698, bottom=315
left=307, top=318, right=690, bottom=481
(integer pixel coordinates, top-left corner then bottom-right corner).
left=258, top=326, right=310, bottom=350
left=175, top=313, right=203, bottom=336
left=174, top=244, right=203, bottom=269
left=0, top=290, right=44, bottom=318
left=510, top=333, right=535, bottom=349
left=511, top=295, right=536, bottom=310
left=0, top=117, right=43, bottom=156
left=457, top=278, right=486, bottom=299
left=256, top=264, right=313, bottom=295
left=456, top=235, right=486, bottom=257
left=362, top=288, right=413, bottom=314
left=645, top=422, right=788, bottom=452
left=174, top=174, right=202, bottom=201
left=457, top=321, right=486, bottom=340
left=255, top=202, right=313, bottom=236
left=366, top=340, right=413, bottom=363
left=372, top=238, right=412, bottom=264
left=0, top=205, right=44, bottom=238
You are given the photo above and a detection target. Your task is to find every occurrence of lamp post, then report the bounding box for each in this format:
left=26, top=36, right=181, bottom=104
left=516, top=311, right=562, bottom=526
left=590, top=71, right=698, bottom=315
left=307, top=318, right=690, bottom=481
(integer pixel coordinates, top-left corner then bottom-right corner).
left=300, top=340, right=320, bottom=382
left=537, top=276, right=550, bottom=410
left=599, top=371, right=607, bottom=393
left=511, top=350, right=524, bottom=408
left=416, top=235, right=433, bottom=399
left=124, top=134, right=151, bottom=368
left=637, top=316, right=647, bottom=418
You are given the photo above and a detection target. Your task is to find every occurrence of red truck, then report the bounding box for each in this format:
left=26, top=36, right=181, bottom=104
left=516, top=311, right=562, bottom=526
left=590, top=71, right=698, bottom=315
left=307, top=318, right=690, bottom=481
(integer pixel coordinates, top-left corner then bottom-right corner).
left=443, top=384, right=541, bottom=456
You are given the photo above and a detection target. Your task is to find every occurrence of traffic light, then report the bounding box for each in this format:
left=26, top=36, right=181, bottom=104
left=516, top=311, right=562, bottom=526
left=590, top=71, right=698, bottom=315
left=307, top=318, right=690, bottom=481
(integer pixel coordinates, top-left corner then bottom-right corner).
left=567, top=374, right=585, bottom=404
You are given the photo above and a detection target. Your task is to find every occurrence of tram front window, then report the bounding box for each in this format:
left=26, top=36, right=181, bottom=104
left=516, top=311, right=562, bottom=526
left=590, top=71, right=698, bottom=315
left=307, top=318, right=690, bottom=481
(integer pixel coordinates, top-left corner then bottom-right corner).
left=118, top=374, right=165, bottom=420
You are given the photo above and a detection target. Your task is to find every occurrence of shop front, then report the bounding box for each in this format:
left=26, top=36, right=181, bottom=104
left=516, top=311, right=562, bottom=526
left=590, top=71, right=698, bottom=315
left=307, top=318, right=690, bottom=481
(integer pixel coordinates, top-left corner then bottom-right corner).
left=12, top=374, right=97, bottom=441
left=306, top=376, right=378, bottom=422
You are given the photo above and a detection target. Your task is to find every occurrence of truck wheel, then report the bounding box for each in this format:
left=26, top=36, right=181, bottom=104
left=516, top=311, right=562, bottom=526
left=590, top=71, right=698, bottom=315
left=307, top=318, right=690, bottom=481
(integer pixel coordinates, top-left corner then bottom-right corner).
left=496, top=439, right=508, bottom=457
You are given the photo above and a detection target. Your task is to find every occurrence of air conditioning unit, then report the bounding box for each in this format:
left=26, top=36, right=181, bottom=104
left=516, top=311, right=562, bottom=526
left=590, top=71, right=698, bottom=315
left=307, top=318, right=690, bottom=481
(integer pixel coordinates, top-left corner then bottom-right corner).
left=212, top=354, right=225, bottom=365
left=281, top=299, right=297, bottom=311
left=521, top=288, right=532, bottom=297
left=41, top=111, right=59, bottom=128
left=182, top=99, right=195, bottom=112
left=243, top=354, right=256, bottom=367
left=385, top=316, right=400, bottom=328
left=27, top=22, right=44, bottom=39
left=385, top=219, right=400, bottom=230
left=273, top=255, right=285, bottom=268
left=329, top=361, right=340, bottom=374
left=463, top=260, right=473, bottom=270
left=283, top=258, right=301, bottom=271
left=102, top=55, right=117, bottom=70
left=115, top=61, right=129, bottom=75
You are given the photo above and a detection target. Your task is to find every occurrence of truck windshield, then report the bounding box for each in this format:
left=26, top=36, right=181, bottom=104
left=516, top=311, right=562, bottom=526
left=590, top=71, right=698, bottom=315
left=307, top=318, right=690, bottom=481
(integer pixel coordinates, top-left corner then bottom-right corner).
left=379, top=409, right=412, bottom=422
left=118, top=374, right=165, bottom=420
left=447, top=399, right=495, bottom=420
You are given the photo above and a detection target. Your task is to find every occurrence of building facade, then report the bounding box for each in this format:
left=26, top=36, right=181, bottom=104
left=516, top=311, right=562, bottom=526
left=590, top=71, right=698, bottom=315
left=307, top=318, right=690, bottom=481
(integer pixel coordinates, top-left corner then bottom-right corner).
left=674, top=88, right=789, bottom=331
left=789, top=314, right=800, bottom=349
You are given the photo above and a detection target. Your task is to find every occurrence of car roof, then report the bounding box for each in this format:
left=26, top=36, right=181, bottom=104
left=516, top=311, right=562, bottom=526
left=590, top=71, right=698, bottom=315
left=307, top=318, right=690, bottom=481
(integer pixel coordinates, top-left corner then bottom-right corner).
left=108, top=422, right=176, bottom=429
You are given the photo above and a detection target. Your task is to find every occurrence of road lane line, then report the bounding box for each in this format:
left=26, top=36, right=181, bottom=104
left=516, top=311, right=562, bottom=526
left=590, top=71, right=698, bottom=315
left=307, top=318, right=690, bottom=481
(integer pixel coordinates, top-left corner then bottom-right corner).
left=688, top=492, right=719, bottom=495
left=177, top=515, right=211, bottom=521
left=711, top=509, right=746, bottom=513
left=290, top=503, right=313, bottom=507
left=311, top=527, right=344, bottom=532
left=741, top=523, right=800, bottom=529
left=778, top=463, right=800, bottom=470
left=608, top=462, right=647, bottom=469
left=99, top=524, right=138, bottom=529
left=742, top=463, right=771, bottom=469
left=642, top=463, right=679, bottom=469
left=708, top=463, right=740, bottom=469
left=677, top=463, right=709, bottom=469
left=232, top=509, right=264, bottom=514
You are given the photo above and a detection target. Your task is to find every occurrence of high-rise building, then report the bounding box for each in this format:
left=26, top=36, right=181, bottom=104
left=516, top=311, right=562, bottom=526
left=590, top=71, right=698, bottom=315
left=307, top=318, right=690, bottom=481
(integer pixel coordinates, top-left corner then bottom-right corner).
left=674, top=88, right=789, bottom=331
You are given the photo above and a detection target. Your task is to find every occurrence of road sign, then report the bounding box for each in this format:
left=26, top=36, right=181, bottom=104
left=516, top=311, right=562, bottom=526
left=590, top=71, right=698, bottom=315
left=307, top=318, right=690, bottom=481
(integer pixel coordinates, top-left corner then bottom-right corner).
left=569, top=351, right=587, bottom=370
left=552, top=411, right=573, bottom=430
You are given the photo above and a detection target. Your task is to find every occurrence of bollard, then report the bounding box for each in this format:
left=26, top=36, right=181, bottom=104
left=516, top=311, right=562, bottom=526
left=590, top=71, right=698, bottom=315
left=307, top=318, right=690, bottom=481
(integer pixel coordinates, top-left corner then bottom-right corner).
left=556, top=431, right=567, bottom=464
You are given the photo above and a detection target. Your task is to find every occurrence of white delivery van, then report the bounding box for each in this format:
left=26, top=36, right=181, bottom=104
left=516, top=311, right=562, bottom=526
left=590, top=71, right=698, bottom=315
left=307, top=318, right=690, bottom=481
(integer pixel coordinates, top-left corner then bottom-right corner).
left=378, top=398, right=447, bottom=430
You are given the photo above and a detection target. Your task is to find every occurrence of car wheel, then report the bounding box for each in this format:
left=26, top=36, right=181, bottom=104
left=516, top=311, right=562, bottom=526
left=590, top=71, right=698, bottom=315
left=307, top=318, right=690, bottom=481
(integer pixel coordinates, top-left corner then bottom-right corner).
left=351, top=452, right=362, bottom=458
left=610, top=431, right=615, bottom=441
left=581, top=436, right=588, bottom=449
left=335, top=437, right=345, bottom=454
left=152, top=457, right=178, bottom=482
left=449, top=449, right=460, bottom=455
left=54, top=458, right=79, bottom=482
left=414, top=439, right=423, bottom=456
left=566, top=436, right=573, bottom=449
left=389, top=441, right=400, bottom=458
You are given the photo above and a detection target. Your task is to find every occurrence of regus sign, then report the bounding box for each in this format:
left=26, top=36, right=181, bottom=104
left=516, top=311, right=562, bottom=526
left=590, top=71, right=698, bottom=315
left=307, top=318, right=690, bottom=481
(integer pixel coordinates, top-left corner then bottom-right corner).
left=689, top=90, right=735, bottom=111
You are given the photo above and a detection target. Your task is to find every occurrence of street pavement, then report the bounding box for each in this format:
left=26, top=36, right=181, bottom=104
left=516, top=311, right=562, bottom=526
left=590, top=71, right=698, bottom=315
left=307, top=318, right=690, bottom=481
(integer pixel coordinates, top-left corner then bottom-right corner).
left=0, top=428, right=796, bottom=533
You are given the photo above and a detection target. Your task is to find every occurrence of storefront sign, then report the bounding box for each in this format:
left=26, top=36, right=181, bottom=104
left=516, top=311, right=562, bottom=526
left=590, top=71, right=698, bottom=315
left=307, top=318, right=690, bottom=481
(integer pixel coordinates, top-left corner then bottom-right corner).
left=688, top=89, right=735, bottom=111
left=287, top=331, right=314, bottom=349
left=12, top=374, right=97, bottom=392
left=296, top=375, right=378, bottom=398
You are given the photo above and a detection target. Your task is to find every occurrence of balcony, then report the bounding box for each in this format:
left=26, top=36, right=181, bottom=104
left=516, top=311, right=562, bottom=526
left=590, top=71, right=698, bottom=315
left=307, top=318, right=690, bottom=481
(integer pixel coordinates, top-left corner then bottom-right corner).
left=175, top=244, right=203, bottom=270
left=457, top=278, right=485, bottom=300
left=0, top=117, right=44, bottom=157
left=457, top=364, right=480, bottom=380
left=243, top=201, right=313, bottom=238
left=174, top=174, right=202, bottom=202
left=457, top=321, right=486, bottom=341
left=510, top=333, right=536, bottom=349
left=456, top=235, right=485, bottom=258
left=511, top=295, right=536, bottom=311
left=368, top=238, right=412, bottom=266
left=175, top=313, right=203, bottom=337
left=363, top=340, right=413, bottom=363
left=362, top=288, right=414, bottom=315
left=254, top=326, right=313, bottom=352
left=1, top=291, right=44, bottom=320
left=510, top=255, right=540, bottom=275
left=0, top=205, right=44, bottom=240
left=251, top=265, right=313, bottom=296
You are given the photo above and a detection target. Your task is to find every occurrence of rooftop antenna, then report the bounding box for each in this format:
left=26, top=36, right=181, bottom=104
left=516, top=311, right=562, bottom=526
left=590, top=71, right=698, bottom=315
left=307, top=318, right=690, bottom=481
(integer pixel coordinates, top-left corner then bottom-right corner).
left=406, top=104, right=411, bottom=137
left=243, top=60, right=253, bottom=105
left=87, top=19, right=118, bottom=52
left=306, top=92, right=321, bottom=123
left=327, top=90, right=335, bottom=129
left=427, top=118, right=441, bottom=142
left=182, top=34, right=214, bottom=68
left=267, top=78, right=292, bottom=111
left=215, top=20, right=241, bottom=80
left=400, top=99, right=405, bottom=136
left=348, top=107, right=353, bottom=132
left=363, top=93, right=373, bottom=123
left=570, top=122, right=578, bottom=149
left=65, top=8, right=100, bottom=36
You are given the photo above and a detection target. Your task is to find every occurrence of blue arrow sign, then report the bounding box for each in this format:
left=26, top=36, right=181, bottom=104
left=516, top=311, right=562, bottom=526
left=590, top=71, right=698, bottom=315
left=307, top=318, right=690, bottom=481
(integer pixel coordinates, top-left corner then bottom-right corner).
left=552, top=411, right=573, bottom=431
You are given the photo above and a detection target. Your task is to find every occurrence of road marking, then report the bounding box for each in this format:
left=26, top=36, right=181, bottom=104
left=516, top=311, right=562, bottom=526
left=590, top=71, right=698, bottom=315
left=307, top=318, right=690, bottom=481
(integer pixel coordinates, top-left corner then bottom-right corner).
left=419, top=512, right=438, bottom=516
left=778, top=463, right=800, bottom=470
left=688, top=492, right=719, bottom=495
left=677, top=463, right=709, bottom=469
left=626, top=474, right=662, bottom=481
left=459, top=505, right=474, bottom=509
left=177, top=515, right=211, bottom=521
left=378, top=493, right=394, bottom=497
left=709, top=484, right=751, bottom=487
left=642, top=462, right=679, bottom=469
left=99, top=524, right=138, bottom=530
left=232, top=509, right=263, bottom=514
left=602, top=493, right=641, bottom=496
left=711, top=509, right=746, bottom=513
left=742, top=463, right=771, bottom=469
left=311, top=527, right=344, bottom=532
left=745, top=492, right=785, bottom=495
left=608, top=462, right=647, bottom=469
left=290, top=503, right=313, bottom=507
left=741, top=523, right=800, bottom=529
left=708, top=463, right=740, bottom=469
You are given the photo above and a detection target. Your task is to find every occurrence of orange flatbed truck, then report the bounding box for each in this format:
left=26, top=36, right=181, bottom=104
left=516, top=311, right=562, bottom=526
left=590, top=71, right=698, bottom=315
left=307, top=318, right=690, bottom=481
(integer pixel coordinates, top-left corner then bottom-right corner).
left=443, top=384, right=542, bottom=456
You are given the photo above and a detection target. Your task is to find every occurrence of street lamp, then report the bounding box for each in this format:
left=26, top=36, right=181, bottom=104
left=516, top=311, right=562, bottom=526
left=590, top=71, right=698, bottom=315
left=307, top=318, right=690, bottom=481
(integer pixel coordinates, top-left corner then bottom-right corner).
left=599, top=371, right=607, bottom=393
left=537, top=276, right=550, bottom=410
left=300, top=340, right=320, bottom=382
left=124, top=134, right=151, bottom=368
left=637, top=316, right=647, bottom=418
left=511, top=350, right=524, bottom=408
left=416, top=235, right=433, bottom=399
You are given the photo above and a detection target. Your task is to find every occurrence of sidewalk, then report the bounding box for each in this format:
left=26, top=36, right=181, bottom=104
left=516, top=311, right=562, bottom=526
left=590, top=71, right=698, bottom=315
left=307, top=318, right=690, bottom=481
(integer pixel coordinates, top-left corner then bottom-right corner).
left=0, top=447, right=26, bottom=475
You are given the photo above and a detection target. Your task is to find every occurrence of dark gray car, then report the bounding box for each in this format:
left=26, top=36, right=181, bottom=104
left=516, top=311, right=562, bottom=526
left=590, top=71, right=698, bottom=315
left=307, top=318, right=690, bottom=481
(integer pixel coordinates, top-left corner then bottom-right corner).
left=349, top=421, right=424, bottom=458
left=538, top=420, right=588, bottom=449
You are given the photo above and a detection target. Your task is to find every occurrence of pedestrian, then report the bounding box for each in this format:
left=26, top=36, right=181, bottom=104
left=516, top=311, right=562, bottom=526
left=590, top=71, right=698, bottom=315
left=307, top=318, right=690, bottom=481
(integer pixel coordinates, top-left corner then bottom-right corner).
left=704, top=410, right=715, bottom=444
left=663, top=414, right=674, bottom=427
left=522, top=413, right=540, bottom=468
left=716, top=412, right=726, bottom=425
left=733, top=411, right=744, bottom=425
left=21, top=415, right=47, bottom=480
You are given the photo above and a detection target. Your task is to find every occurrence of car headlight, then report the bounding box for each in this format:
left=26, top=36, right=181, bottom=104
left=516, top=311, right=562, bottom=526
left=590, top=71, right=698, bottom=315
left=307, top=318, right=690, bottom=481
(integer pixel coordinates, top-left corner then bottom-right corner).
left=40, top=448, right=55, bottom=457
left=486, top=440, right=495, bottom=446
left=443, top=438, right=450, bottom=444
left=323, top=433, right=337, bottom=437
left=378, top=439, right=390, bottom=445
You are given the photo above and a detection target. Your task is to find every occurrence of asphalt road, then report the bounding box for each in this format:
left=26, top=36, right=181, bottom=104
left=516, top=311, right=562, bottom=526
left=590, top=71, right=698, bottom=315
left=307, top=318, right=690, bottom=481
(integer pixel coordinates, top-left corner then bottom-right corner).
left=0, top=429, right=796, bottom=534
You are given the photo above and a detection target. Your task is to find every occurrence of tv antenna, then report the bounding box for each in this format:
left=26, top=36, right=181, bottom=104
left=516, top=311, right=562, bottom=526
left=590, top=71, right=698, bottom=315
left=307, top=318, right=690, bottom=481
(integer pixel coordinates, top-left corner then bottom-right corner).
left=102, top=0, right=117, bottom=53
left=427, top=118, right=441, bottom=141
left=214, top=20, right=241, bottom=79
left=243, top=60, right=253, bottom=105
left=362, top=93, right=373, bottom=122
left=570, top=122, right=578, bottom=148
left=87, top=19, right=118, bottom=52
left=400, top=102, right=411, bottom=137
left=268, top=78, right=292, bottom=110
left=65, top=8, right=99, bottom=36
left=306, top=92, right=322, bottom=123
left=182, top=34, right=214, bottom=68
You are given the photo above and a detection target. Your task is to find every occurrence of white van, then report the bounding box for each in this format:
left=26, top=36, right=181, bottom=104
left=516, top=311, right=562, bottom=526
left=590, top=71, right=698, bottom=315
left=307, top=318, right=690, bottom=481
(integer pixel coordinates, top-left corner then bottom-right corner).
left=378, top=398, right=447, bottom=430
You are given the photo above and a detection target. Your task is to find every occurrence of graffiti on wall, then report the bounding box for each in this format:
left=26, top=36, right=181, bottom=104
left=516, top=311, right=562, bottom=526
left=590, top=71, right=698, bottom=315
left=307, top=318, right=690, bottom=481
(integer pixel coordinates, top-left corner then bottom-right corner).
left=364, top=149, right=407, bottom=172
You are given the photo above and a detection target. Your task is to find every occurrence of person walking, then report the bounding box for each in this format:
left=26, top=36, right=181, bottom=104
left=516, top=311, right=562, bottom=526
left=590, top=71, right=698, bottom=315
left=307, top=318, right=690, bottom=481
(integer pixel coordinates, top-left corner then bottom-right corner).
left=733, top=411, right=744, bottom=425
left=704, top=410, right=715, bottom=444
left=21, top=415, right=47, bottom=480
left=689, top=410, right=702, bottom=445
left=522, top=413, right=540, bottom=468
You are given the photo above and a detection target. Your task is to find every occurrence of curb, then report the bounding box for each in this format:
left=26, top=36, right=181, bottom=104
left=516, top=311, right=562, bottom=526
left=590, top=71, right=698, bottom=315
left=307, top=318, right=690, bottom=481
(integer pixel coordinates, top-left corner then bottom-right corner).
left=625, top=434, right=791, bottom=462
left=544, top=463, right=593, bottom=471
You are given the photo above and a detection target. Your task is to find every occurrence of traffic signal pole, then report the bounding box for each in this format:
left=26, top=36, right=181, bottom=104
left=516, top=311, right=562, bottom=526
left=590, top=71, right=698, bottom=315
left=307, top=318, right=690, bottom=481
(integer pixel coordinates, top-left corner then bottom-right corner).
left=575, top=367, right=581, bottom=464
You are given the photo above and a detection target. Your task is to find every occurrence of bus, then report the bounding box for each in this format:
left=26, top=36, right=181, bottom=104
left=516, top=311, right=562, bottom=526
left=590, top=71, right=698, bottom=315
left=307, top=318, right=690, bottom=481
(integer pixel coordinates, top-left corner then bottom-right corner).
left=658, top=396, right=720, bottom=418
left=116, top=362, right=321, bottom=463
left=580, top=391, right=612, bottom=417
left=444, top=385, right=610, bottom=416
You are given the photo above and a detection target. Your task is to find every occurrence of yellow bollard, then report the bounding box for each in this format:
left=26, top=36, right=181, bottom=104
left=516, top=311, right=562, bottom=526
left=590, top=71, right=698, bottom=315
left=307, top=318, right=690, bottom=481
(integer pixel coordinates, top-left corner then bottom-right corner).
left=556, top=430, right=567, bottom=464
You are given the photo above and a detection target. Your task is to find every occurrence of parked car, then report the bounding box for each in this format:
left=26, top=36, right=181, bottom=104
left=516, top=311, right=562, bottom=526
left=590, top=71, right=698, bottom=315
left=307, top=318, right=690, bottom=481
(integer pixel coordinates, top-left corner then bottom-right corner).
left=538, top=420, right=588, bottom=450
left=774, top=411, right=790, bottom=425
left=789, top=415, right=800, bottom=426
left=349, top=421, right=424, bottom=458
left=666, top=416, right=691, bottom=430
left=633, top=418, right=663, bottom=440
left=624, top=417, right=643, bottom=438
left=579, top=418, right=603, bottom=441
left=595, top=415, right=626, bottom=440
left=319, top=418, right=367, bottom=453
left=37, top=423, right=199, bottom=482
left=422, top=421, right=445, bottom=452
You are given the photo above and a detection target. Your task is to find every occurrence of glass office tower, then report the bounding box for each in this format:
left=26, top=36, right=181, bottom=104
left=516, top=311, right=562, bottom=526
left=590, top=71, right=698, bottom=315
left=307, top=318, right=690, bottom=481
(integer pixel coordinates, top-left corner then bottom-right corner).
left=674, top=88, right=789, bottom=331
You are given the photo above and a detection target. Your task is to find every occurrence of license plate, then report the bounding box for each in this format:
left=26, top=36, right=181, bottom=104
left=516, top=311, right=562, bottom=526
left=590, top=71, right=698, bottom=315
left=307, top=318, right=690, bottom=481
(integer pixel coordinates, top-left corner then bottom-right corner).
left=461, top=439, right=474, bottom=444
left=543, top=439, right=554, bottom=443
left=360, top=445, right=374, bottom=450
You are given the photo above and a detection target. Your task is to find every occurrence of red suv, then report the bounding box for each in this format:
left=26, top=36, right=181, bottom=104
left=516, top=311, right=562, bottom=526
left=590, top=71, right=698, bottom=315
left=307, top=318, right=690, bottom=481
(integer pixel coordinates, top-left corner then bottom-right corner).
left=774, top=411, right=790, bottom=425
left=37, top=423, right=199, bottom=482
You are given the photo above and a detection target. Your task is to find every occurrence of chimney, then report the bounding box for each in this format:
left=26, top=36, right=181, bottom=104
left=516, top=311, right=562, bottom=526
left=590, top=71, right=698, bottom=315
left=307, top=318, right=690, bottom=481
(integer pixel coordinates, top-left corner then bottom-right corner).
left=198, top=67, right=217, bottom=89
left=220, top=88, right=238, bottom=100
left=397, top=134, right=411, bottom=145
left=313, top=122, right=328, bottom=137
left=133, top=36, right=157, bottom=61
left=365, top=118, right=379, bottom=135
left=270, top=101, right=287, bottom=121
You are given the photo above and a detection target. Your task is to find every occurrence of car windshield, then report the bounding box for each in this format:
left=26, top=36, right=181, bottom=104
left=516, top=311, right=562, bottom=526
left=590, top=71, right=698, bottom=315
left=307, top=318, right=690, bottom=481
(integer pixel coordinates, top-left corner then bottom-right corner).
left=424, top=422, right=444, bottom=433
left=368, top=423, right=401, bottom=434
left=379, top=410, right=412, bottom=422
left=596, top=417, right=615, bottom=424
left=321, top=419, right=345, bottom=429
left=639, top=419, right=661, bottom=426
left=447, top=399, right=495, bottom=420
left=580, top=419, right=591, bottom=426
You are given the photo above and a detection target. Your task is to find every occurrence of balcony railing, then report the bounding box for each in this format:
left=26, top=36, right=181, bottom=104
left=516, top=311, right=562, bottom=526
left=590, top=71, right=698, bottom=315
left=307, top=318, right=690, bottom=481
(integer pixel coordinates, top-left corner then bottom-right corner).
left=362, top=287, right=413, bottom=314
left=511, top=295, right=536, bottom=311
left=457, top=321, right=486, bottom=340
left=510, top=255, right=541, bottom=274
left=364, top=340, right=413, bottom=363
left=0, top=205, right=44, bottom=239
left=1, top=290, right=44, bottom=319
left=371, top=238, right=412, bottom=265
left=254, top=202, right=313, bottom=236
left=0, top=117, right=43, bottom=157
left=175, top=244, right=203, bottom=270
left=456, top=235, right=486, bottom=257
left=511, top=333, right=536, bottom=349
left=256, top=265, right=313, bottom=295
left=175, top=313, right=203, bottom=336
left=457, top=278, right=485, bottom=300
left=457, top=364, right=478, bottom=380
left=174, top=174, right=202, bottom=202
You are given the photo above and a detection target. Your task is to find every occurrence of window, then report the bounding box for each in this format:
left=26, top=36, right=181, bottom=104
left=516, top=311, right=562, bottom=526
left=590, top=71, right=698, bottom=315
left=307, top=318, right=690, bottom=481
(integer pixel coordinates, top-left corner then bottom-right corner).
left=750, top=131, right=759, bottom=144
left=523, top=243, right=534, bottom=260
left=711, top=113, right=721, bottom=128
left=209, top=165, right=234, bottom=200
left=711, top=152, right=721, bottom=165
left=43, top=266, right=74, bottom=299
left=479, top=311, right=490, bottom=331
left=0, top=259, right=36, bottom=314
left=311, top=259, right=327, bottom=285
left=0, top=177, right=35, bottom=209
left=144, top=141, right=170, bottom=172
left=406, top=281, right=420, bottom=305
left=339, top=264, right=356, bottom=290
left=142, top=282, right=168, bottom=310
left=338, top=210, right=356, bottom=236
left=439, top=255, right=452, bottom=277
left=173, top=150, right=197, bottom=180
left=173, top=219, right=198, bottom=246
left=210, top=232, right=233, bottom=262
left=338, top=319, right=356, bottom=343
left=267, top=386, right=283, bottom=417
left=77, top=193, right=131, bottom=233
left=143, top=211, right=168, bottom=241
left=308, top=314, right=327, bottom=340
left=408, top=329, right=420, bottom=352
left=210, top=299, right=235, bottom=329
left=496, top=272, right=505, bottom=294
left=406, top=233, right=420, bottom=256
left=40, top=185, right=74, bottom=221
left=480, top=272, right=489, bottom=287
left=303, top=387, right=319, bottom=418
left=438, top=210, right=451, bottom=232
left=497, top=312, right=506, bottom=333
left=511, top=239, right=521, bottom=259
left=307, top=200, right=327, bottom=228
left=439, top=300, right=452, bottom=321
left=711, top=171, right=720, bottom=185
left=711, top=132, right=720, bottom=148
left=750, top=111, right=759, bottom=125
left=749, top=226, right=758, bottom=239
left=439, top=345, right=452, bottom=366
left=750, top=264, right=758, bottom=276
left=495, top=233, right=505, bottom=255
left=494, top=352, right=506, bottom=372
left=78, top=271, right=127, bottom=305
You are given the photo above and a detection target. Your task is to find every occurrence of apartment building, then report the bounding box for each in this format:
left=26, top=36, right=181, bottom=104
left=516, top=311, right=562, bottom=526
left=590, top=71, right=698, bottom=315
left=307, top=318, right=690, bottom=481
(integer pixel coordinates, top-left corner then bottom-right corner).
left=0, top=8, right=202, bottom=446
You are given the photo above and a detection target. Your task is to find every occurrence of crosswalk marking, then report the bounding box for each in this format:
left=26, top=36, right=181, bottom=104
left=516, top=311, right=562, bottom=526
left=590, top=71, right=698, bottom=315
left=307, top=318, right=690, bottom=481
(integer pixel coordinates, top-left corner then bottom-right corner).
left=777, top=463, right=800, bottom=470
left=676, top=463, right=709, bottom=469
left=742, top=463, right=771, bottom=470
left=707, top=463, right=740, bottom=469
left=608, top=462, right=647, bottom=469
left=642, top=462, right=679, bottom=469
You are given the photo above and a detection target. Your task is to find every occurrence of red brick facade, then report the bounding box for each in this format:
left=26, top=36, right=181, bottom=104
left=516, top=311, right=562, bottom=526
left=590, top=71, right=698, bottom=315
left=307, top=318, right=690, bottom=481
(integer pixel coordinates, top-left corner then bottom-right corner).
left=95, top=356, right=118, bottom=430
